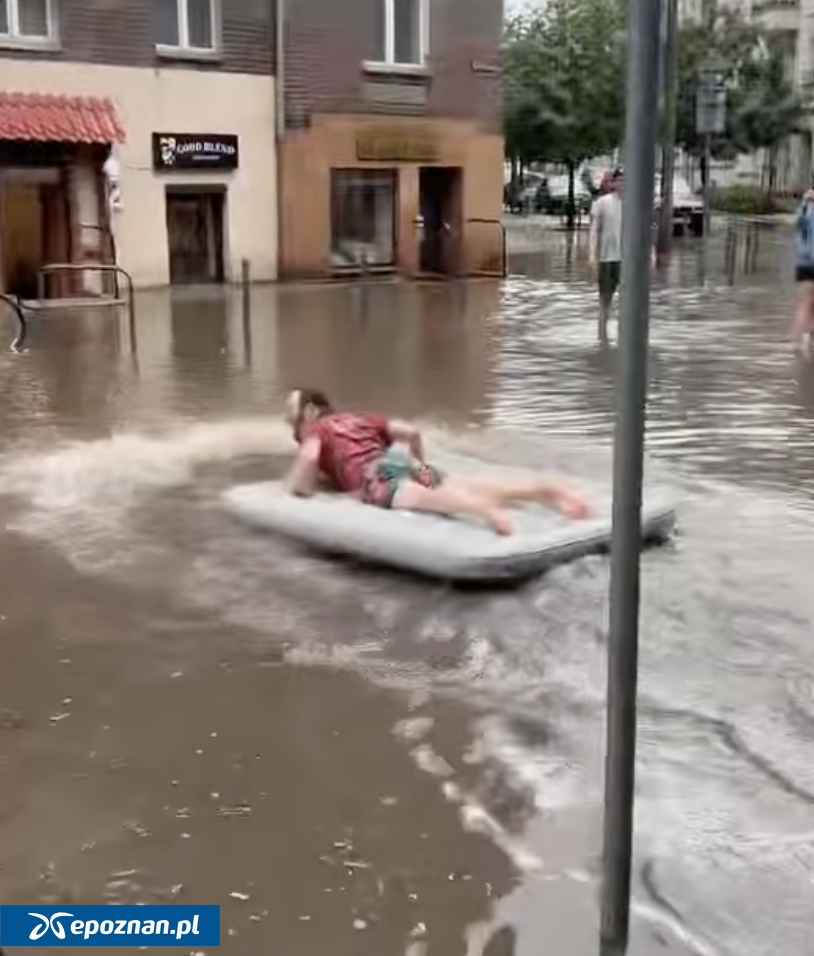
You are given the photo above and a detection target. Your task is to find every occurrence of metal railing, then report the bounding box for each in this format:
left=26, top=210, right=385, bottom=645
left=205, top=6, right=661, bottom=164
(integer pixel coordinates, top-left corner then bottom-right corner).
left=37, top=262, right=135, bottom=325
left=2, top=293, right=26, bottom=351
left=466, top=218, right=507, bottom=278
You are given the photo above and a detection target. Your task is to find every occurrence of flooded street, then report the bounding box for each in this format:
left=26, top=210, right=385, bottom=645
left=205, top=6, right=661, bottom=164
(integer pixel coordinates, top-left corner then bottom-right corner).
left=2, top=224, right=814, bottom=956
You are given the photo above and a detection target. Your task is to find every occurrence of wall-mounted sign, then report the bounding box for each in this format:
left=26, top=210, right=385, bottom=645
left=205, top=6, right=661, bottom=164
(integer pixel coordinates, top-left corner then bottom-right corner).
left=152, top=133, right=239, bottom=171
left=356, top=127, right=439, bottom=163
left=103, top=154, right=122, bottom=211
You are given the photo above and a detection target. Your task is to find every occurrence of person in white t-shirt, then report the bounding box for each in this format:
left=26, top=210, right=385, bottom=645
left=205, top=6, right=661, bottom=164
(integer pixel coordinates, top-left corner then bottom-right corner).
left=588, top=168, right=623, bottom=340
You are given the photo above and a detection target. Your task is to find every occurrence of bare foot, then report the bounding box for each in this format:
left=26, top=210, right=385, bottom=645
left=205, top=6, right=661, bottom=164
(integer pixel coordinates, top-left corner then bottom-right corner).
left=557, top=493, right=591, bottom=520
left=487, top=509, right=514, bottom=536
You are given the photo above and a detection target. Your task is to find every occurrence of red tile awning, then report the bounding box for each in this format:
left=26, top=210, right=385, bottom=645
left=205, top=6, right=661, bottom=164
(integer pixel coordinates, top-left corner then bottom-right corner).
left=0, top=92, right=125, bottom=144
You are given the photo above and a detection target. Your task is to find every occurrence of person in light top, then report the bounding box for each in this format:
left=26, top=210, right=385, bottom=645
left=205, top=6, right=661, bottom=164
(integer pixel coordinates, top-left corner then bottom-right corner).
left=588, top=168, right=623, bottom=340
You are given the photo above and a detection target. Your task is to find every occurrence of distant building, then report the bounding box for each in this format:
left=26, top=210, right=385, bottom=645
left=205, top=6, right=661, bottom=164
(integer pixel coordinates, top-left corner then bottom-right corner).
left=752, top=0, right=812, bottom=188
left=277, top=0, right=505, bottom=279
left=0, top=0, right=504, bottom=293
left=0, top=0, right=277, bottom=291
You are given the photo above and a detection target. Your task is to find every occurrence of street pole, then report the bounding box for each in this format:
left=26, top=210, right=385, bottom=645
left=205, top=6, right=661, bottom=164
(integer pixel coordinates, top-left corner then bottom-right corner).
left=656, top=0, right=678, bottom=257
left=704, top=133, right=712, bottom=256
left=599, top=0, right=662, bottom=950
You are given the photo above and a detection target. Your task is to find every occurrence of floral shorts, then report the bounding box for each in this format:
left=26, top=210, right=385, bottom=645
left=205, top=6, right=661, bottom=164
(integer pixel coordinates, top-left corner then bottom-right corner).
left=361, top=447, right=444, bottom=508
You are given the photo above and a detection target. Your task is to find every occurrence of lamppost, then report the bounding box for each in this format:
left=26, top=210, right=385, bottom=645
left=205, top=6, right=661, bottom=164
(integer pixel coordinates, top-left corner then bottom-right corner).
left=656, top=0, right=679, bottom=258
left=695, top=59, right=727, bottom=238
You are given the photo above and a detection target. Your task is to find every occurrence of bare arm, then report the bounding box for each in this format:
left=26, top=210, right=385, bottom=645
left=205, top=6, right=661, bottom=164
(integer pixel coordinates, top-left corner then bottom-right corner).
left=387, top=419, right=425, bottom=463
left=588, top=202, right=602, bottom=265
left=284, top=435, right=322, bottom=497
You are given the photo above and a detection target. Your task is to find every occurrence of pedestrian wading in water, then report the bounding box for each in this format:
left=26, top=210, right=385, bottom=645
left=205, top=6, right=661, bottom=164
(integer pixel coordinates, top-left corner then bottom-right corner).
left=793, top=182, right=814, bottom=358
left=589, top=168, right=624, bottom=341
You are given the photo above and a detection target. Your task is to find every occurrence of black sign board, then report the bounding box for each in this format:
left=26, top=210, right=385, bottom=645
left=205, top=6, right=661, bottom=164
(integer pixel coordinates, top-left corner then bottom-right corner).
left=152, top=133, right=239, bottom=171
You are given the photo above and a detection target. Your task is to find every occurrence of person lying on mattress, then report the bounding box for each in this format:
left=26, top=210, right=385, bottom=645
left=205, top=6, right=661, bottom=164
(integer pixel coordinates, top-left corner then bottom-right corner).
left=283, top=389, right=591, bottom=536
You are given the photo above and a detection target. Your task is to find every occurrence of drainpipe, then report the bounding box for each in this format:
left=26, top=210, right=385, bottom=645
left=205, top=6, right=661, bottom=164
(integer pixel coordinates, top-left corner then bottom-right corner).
left=275, top=0, right=286, bottom=281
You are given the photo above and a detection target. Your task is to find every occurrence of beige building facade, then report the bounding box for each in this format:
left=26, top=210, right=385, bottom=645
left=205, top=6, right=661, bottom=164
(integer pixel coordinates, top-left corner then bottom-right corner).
left=279, top=114, right=505, bottom=280
left=0, top=59, right=277, bottom=291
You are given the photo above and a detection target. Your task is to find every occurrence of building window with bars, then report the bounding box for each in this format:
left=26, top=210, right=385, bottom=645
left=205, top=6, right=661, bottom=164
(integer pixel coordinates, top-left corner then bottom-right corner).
left=368, top=0, right=429, bottom=69
left=156, top=0, right=219, bottom=55
left=0, top=0, right=57, bottom=44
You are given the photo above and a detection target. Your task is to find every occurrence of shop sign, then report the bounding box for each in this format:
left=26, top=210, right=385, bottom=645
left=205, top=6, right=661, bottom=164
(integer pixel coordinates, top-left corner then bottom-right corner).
left=356, top=127, right=439, bottom=163
left=152, top=133, right=239, bottom=171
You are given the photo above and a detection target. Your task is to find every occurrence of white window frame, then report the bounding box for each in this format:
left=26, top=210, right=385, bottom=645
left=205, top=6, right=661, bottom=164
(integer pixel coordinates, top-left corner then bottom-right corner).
left=0, top=0, right=59, bottom=48
left=156, top=0, right=220, bottom=58
left=365, top=0, right=430, bottom=73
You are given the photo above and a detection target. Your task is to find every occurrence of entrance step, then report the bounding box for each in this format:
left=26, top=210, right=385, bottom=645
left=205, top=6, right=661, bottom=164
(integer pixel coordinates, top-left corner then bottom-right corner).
left=22, top=297, right=127, bottom=311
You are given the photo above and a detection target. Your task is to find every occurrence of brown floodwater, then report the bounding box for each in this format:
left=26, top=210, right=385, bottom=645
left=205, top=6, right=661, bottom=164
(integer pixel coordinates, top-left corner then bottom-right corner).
left=1, top=223, right=814, bottom=956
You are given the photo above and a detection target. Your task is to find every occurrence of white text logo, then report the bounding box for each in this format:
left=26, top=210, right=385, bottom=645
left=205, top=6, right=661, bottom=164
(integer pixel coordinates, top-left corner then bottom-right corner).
left=28, top=911, right=72, bottom=941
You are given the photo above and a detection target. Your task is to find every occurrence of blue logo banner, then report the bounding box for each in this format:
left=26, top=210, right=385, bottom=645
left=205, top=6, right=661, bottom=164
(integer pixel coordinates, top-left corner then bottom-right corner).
left=0, top=904, right=220, bottom=947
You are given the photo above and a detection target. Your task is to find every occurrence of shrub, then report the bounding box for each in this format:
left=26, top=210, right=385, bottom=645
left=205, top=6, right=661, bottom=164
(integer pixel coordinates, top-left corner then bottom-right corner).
left=711, top=185, right=797, bottom=215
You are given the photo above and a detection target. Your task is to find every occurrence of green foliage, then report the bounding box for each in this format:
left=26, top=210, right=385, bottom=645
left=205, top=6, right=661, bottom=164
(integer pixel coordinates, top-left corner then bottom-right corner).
left=502, top=0, right=625, bottom=169
left=711, top=184, right=797, bottom=214
left=729, top=40, right=803, bottom=161
left=676, top=9, right=803, bottom=162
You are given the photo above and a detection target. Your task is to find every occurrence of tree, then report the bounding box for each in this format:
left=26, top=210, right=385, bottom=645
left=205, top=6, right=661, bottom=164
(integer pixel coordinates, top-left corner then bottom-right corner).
left=729, top=39, right=803, bottom=191
left=502, top=15, right=561, bottom=178
left=502, top=0, right=625, bottom=227
left=675, top=9, right=762, bottom=161
left=675, top=9, right=803, bottom=190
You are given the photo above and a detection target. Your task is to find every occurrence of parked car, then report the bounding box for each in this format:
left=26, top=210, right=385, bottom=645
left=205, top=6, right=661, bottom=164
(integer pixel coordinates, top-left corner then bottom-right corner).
left=654, top=174, right=704, bottom=237
left=504, top=172, right=547, bottom=214
left=534, top=174, right=592, bottom=217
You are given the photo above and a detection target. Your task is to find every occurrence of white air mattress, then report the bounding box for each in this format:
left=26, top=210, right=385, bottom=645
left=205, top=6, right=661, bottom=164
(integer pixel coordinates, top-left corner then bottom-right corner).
left=222, top=457, right=676, bottom=583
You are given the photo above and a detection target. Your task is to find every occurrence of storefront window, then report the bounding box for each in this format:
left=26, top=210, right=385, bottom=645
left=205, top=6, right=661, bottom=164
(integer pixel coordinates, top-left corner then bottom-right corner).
left=330, top=170, right=396, bottom=268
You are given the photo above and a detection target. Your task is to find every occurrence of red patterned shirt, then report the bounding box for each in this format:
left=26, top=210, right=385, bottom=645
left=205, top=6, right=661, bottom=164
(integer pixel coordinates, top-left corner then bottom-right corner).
left=302, top=413, right=391, bottom=493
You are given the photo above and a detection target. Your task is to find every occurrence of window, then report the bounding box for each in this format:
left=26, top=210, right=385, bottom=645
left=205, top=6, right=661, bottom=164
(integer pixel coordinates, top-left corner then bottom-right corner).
left=156, top=0, right=218, bottom=54
left=0, top=0, right=56, bottom=43
left=369, top=0, right=429, bottom=68
left=330, top=170, right=396, bottom=268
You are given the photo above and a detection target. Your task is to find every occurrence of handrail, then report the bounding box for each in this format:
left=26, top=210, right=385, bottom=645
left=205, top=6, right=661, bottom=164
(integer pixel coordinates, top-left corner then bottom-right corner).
left=37, top=262, right=135, bottom=325
left=2, top=293, right=26, bottom=351
left=466, top=218, right=507, bottom=278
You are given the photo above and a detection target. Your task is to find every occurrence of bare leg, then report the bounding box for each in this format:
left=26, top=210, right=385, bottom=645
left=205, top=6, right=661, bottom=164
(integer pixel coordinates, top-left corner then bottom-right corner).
left=599, top=292, right=612, bottom=341
left=392, top=478, right=513, bottom=535
left=792, top=282, right=814, bottom=350
left=806, top=288, right=814, bottom=356
left=456, top=475, right=590, bottom=519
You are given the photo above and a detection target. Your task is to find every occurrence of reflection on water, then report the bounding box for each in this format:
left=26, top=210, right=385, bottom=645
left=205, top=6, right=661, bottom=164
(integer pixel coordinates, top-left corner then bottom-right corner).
left=0, top=227, right=813, bottom=956
left=0, top=280, right=501, bottom=447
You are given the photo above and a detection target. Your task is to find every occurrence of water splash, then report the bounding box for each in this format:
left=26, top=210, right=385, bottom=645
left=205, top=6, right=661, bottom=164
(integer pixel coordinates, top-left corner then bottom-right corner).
left=0, top=416, right=293, bottom=570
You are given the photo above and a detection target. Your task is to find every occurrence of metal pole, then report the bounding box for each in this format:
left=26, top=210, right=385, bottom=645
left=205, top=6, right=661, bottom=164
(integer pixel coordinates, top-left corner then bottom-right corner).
left=656, top=0, right=678, bottom=257
left=599, top=0, right=662, bottom=948
left=274, top=0, right=286, bottom=279
left=241, top=257, right=253, bottom=368
left=703, top=132, right=712, bottom=238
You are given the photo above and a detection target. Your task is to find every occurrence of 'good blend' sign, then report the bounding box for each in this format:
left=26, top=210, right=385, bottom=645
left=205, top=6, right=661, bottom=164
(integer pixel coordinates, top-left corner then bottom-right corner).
left=152, top=133, right=239, bottom=171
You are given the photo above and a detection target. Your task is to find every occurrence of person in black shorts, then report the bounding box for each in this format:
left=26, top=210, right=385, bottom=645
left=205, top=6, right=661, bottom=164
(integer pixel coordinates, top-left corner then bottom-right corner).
left=589, top=169, right=624, bottom=339
left=793, top=185, right=814, bottom=357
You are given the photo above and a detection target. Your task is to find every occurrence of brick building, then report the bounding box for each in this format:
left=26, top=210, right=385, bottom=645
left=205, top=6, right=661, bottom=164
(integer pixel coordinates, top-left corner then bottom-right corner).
left=0, top=0, right=503, bottom=292
left=278, top=0, right=505, bottom=279
left=0, top=0, right=277, bottom=291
